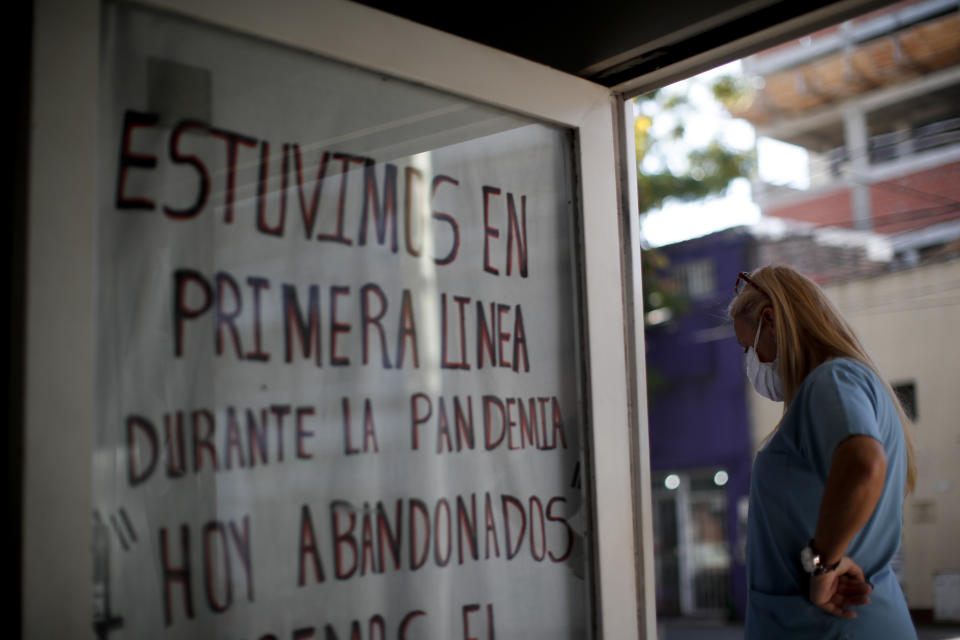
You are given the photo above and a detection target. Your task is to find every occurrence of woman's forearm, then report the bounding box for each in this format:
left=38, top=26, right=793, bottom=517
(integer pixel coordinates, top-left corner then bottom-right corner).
left=813, top=435, right=887, bottom=565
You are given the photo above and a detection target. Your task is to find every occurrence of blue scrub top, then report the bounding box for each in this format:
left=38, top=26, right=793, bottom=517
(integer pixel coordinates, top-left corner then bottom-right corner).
left=746, top=358, right=916, bottom=639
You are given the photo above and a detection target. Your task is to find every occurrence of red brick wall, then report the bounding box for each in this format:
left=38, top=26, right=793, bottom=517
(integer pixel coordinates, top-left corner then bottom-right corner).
left=765, top=161, right=960, bottom=233
left=869, top=161, right=960, bottom=233
left=766, top=189, right=853, bottom=228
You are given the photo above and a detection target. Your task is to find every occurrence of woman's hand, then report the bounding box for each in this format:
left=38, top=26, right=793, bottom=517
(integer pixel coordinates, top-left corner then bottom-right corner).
left=809, top=555, right=872, bottom=618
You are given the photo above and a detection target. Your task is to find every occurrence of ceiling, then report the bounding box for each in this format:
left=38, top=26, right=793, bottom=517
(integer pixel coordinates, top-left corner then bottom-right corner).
left=354, top=0, right=900, bottom=94
left=732, top=11, right=960, bottom=131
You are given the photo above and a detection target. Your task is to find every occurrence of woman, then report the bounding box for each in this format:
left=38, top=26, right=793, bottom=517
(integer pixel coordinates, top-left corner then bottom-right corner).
left=730, top=265, right=917, bottom=639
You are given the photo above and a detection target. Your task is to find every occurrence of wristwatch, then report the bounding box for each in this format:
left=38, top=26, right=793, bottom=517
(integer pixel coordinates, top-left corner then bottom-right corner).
left=800, top=540, right=841, bottom=576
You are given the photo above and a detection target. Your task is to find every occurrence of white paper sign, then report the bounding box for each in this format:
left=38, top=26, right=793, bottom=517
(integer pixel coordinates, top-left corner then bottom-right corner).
left=94, top=5, right=589, bottom=639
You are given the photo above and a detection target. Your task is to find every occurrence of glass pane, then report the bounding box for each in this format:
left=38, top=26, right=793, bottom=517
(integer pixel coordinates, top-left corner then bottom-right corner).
left=95, top=4, right=589, bottom=638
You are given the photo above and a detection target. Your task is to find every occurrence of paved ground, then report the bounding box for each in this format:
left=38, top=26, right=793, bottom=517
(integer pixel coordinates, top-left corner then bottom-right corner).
left=659, top=617, right=960, bottom=639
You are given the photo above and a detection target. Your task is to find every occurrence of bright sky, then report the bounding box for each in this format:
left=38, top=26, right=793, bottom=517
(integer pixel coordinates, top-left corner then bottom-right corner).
left=640, top=177, right=761, bottom=246
left=638, top=62, right=810, bottom=247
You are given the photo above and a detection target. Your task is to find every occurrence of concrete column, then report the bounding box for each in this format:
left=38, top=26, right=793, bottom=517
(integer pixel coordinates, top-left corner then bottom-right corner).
left=843, top=106, right=873, bottom=230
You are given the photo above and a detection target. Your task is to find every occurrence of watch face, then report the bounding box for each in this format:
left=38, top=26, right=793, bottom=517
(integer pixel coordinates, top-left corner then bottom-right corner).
left=800, top=545, right=818, bottom=573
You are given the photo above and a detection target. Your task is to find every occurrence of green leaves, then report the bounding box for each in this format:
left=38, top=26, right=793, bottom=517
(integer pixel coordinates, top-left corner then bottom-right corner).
left=639, top=141, right=755, bottom=212
left=634, top=77, right=755, bottom=214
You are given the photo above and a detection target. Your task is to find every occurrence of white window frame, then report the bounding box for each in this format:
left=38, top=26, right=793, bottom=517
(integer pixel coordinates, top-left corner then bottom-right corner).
left=24, top=0, right=655, bottom=637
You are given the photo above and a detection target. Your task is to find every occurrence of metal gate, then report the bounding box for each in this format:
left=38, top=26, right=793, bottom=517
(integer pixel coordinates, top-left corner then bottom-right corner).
left=652, top=470, right=732, bottom=617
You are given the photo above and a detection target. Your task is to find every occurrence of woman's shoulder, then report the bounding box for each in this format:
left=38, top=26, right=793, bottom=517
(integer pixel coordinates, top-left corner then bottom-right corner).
left=801, top=357, right=887, bottom=420
left=799, top=357, right=885, bottom=408
left=806, top=357, right=879, bottom=388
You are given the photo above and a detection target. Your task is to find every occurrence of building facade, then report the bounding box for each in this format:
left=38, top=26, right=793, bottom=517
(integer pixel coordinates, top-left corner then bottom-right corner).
left=735, top=0, right=960, bottom=256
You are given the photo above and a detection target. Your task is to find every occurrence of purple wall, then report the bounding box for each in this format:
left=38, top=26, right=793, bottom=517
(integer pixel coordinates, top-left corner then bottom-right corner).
left=644, top=229, right=754, bottom=619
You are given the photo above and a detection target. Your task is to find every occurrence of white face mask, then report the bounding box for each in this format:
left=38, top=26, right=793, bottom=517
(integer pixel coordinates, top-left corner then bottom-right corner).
left=744, top=315, right=783, bottom=401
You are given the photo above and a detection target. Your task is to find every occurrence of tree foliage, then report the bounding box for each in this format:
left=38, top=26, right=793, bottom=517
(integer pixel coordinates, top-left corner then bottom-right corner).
left=634, top=77, right=755, bottom=214
left=637, top=74, right=756, bottom=405
left=710, top=73, right=756, bottom=112
left=637, top=73, right=753, bottom=342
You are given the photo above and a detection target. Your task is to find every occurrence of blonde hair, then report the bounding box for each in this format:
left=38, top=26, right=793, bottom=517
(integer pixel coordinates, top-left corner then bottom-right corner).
left=729, top=264, right=916, bottom=494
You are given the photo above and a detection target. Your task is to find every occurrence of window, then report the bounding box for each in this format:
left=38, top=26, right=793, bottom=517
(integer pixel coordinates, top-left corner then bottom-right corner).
left=95, top=4, right=592, bottom=636
left=675, top=259, right=717, bottom=300
left=893, top=381, right=918, bottom=421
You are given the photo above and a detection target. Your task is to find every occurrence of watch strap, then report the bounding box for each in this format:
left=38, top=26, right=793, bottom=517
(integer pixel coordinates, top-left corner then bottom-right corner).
left=813, top=555, right=841, bottom=575
left=804, top=539, right=841, bottom=575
